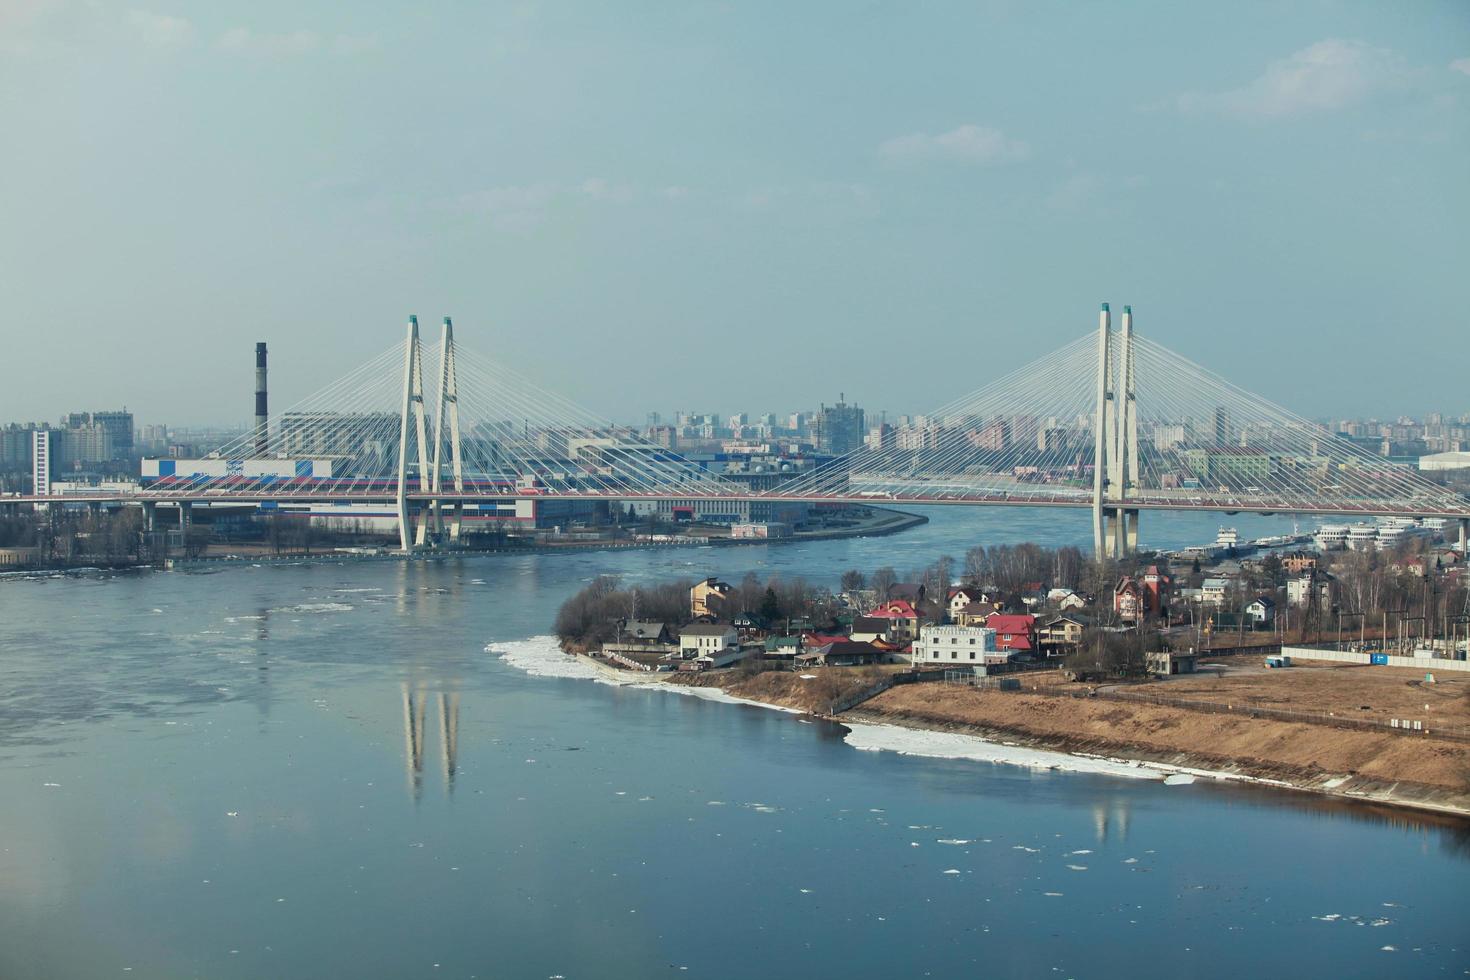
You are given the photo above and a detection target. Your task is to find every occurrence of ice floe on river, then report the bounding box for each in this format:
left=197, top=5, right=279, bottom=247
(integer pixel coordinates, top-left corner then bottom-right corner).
left=489, top=636, right=607, bottom=681
left=270, top=602, right=354, bottom=614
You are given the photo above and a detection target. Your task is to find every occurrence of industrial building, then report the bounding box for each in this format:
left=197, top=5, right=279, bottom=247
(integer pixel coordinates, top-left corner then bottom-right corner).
left=1420, top=451, right=1470, bottom=472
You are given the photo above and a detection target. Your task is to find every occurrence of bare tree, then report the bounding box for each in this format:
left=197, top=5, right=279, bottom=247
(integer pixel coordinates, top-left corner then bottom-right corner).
left=871, top=567, right=898, bottom=601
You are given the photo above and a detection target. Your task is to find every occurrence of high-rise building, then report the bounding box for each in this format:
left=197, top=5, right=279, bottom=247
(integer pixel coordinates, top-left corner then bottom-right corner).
left=1152, top=424, right=1188, bottom=452
left=865, top=423, right=895, bottom=451
left=140, top=424, right=171, bottom=450
left=65, top=410, right=134, bottom=458
left=1, top=423, right=42, bottom=472
left=56, top=422, right=112, bottom=469
left=971, top=420, right=1010, bottom=452
left=31, top=430, right=52, bottom=496
left=817, top=396, right=865, bottom=455
left=279, top=411, right=399, bottom=472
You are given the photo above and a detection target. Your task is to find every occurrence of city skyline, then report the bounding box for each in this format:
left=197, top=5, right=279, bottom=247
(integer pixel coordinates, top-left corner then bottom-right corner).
left=7, top=387, right=1470, bottom=436
left=1, top=2, right=1466, bottom=422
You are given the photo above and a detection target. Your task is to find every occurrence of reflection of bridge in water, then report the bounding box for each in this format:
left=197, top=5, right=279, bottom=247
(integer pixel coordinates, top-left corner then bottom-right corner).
left=15, top=306, right=1468, bottom=557
left=403, top=683, right=459, bottom=801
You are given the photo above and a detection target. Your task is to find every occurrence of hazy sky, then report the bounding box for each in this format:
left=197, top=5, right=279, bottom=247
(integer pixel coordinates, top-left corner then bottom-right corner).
left=2, top=1, right=1467, bottom=427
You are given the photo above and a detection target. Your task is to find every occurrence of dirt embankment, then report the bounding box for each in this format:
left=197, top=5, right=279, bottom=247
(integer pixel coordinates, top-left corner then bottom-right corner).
left=1154, top=660, right=1470, bottom=726
left=852, top=682, right=1470, bottom=816
left=668, top=668, right=890, bottom=714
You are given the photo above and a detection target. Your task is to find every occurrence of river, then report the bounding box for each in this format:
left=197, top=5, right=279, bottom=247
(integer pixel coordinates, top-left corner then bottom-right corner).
left=0, top=507, right=1465, bottom=978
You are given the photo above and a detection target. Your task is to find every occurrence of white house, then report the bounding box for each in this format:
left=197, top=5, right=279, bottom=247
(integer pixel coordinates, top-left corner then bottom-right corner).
left=1286, top=573, right=1333, bottom=609
left=679, top=624, right=741, bottom=667
left=1047, top=588, right=1088, bottom=611
left=912, top=625, right=1002, bottom=666
left=849, top=616, right=890, bottom=644
left=1201, top=578, right=1232, bottom=606
left=947, top=586, right=987, bottom=621
left=1244, top=595, right=1276, bottom=627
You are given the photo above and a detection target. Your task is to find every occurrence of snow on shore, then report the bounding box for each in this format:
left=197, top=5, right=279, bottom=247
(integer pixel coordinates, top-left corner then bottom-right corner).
left=633, top=679, right=804, bottom=714
left=841, top=721, right=1159, bottom=781
left=490, top=635, right=801, bottom=713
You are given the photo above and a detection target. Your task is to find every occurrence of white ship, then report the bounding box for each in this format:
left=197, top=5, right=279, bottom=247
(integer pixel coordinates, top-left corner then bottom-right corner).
left=1313, top=517, right=1440, bottom=553
left=1373, top=517, right=1436, bottom=550
left=1314, top=524, right=1350, bottom=550
left=1347, top=524, right=1381, bottom=551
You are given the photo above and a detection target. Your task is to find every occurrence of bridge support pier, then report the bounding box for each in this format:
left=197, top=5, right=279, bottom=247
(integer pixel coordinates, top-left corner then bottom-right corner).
left=1092, top=303, right=1140, bottom=560
left=1460, top=518, right=1468, bottom=556
left=178, top=501, right=191, bottom=530
left=1099, top=506, right=1140, bottom=559
left=142, top=501, right=156, bottom=532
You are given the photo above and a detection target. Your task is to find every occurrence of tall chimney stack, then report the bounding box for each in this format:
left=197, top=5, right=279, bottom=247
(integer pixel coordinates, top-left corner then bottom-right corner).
left=254, top=342, right=268, bottom=455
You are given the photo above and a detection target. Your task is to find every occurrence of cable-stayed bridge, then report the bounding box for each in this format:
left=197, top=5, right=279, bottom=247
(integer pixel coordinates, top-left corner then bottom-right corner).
left=19, top=307, right=1470, bottom=557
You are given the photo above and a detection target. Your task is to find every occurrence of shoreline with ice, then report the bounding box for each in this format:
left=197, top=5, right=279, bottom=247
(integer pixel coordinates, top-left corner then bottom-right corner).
left=489, top=636, right=1262, bottom=790
left=488, top=636, right=805, bottom=714
left=491, top=635, right=1470, bottom=818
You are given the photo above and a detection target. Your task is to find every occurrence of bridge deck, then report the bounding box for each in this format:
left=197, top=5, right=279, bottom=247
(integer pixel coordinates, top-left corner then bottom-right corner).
left=9, top=490, right=1469, bottom=521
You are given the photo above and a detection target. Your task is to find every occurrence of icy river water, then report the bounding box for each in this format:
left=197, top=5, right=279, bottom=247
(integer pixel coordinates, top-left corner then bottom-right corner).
left=1, top=507, right=1466, bottom=978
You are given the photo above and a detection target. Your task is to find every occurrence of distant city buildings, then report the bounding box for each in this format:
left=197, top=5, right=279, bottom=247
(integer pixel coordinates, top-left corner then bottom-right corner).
left=66, top=410, right=134, bottom=458
left=620, top=399, right=1470, bottom=501
left=0, top=410, right=138, bottom=492
left=816, top=397, right=865, bottom=456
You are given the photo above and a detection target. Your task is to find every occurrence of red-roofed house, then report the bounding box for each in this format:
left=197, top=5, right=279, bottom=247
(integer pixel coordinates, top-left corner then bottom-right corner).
left=1116, top=566, right=1171, bottom=623
left=1114, top=577, right=1144, bottom=623
left=987, top=614, right=1036, bottom=654
left=870, top=599, right=923, bottom=642
left=1141, top=565, right=1172, bottom=615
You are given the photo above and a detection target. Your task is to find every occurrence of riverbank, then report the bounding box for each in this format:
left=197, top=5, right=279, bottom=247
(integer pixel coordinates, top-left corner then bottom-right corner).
left=844, top=685, right=1470, bottom=818
left=541, top=651, right=1470, bottom=819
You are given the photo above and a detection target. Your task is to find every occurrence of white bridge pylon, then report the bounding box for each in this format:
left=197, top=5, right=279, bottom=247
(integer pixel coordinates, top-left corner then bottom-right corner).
left=395, top=315, right=468, bottom=551
left=760, top=306, right=1470, bottom=554
left=1095, top=302, right=1139, bottom=559
left=394, top=315, right=431, bottom=552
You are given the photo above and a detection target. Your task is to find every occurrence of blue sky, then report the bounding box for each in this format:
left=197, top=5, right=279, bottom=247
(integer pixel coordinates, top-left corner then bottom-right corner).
left=1, top=1, right=1466, bottom=426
